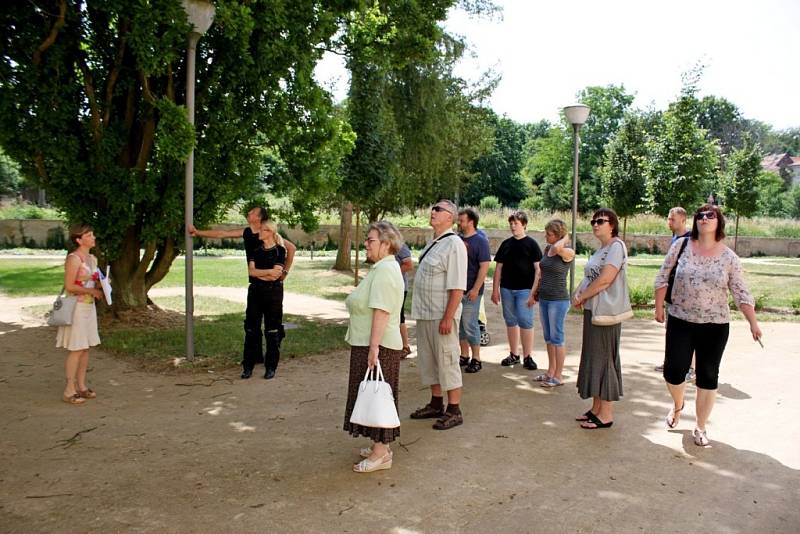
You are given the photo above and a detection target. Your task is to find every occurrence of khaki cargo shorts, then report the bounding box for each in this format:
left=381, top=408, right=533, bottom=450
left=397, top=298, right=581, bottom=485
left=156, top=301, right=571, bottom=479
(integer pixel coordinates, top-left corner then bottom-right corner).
left=415, top=319, right=462, bottom=391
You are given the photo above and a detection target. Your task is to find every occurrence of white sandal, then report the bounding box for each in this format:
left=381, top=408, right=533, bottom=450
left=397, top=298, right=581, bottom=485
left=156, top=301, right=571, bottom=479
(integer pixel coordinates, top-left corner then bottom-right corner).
left=360, top=446, right=391, bottom=458
left=693, top=428, right=710, bottom=447
left=353, top=452, right=392, bottom=473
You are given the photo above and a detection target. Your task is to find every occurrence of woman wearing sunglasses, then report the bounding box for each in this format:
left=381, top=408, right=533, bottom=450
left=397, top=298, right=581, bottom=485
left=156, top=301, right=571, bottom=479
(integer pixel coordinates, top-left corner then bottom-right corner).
left=654, top=204, right=761, bottom=446
left=572, top=208, right=629, bottom=429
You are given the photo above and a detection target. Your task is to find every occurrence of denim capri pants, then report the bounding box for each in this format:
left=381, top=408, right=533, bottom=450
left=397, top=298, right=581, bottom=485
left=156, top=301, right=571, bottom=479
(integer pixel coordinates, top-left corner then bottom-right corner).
left=500, top=287, right=534, bottom=329
left=539, top=299, right=570, bottom=346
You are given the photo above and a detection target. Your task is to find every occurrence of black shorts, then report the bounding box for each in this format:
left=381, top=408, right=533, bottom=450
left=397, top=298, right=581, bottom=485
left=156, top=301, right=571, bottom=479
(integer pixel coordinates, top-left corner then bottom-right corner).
left=663, top=315, right=729, bottom=389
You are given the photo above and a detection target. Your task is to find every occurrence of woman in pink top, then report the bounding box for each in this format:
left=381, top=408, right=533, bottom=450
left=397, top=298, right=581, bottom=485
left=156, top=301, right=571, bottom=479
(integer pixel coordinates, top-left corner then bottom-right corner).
left=56, top=224, right=103, bottom=405
left=654, top=204, right=762, bottom=446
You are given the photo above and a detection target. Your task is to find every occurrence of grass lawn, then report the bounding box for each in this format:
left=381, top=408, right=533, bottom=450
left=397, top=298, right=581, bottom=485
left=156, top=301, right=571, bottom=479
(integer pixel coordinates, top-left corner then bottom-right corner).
left=4, top=254, right=800, bottom=319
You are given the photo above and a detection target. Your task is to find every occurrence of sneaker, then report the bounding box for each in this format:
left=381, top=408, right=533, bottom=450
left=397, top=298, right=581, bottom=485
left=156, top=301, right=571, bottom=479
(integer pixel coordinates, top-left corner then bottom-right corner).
left=685, top=367, right=696, bottom=383
left=654, top=364, right=664, bottom=372
left=459, top=355, right=470, bottom=367
left=500, top=353, right=520, bottom=366
left=523, top=356, right=537, bottom=370
left=465, top=359, right=482, bottom=373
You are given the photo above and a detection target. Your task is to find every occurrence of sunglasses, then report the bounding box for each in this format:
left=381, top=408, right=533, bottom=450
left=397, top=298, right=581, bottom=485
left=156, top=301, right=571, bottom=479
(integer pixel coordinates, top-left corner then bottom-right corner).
left=696, top=211, right=717, bottom=220
left=431, top=205, right=452, bottom=214
left=590, top=218, right=610, bottom=226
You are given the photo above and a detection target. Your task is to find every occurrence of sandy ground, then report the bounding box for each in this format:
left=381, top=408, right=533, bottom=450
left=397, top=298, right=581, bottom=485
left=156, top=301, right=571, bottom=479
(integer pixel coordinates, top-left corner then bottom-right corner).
left=1, top=286, right=799, bottom=534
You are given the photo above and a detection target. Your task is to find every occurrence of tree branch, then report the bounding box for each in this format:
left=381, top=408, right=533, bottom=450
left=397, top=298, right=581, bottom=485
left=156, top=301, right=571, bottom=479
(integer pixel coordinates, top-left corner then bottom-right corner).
left=33, top=151, right=49, bottom=182
left=145, top=238, right=178, bottom=291
left=135, top=116, right=156, bottom=173
left=76, top=52, right=102, bottom=142
left=314, top=45, right=348, bottom=57
left=136, top=240, right=157, bottom=281
left=32, top=0, right=67, bottom=66
left=166, top=64, right=175, bottom=101
left=140, top=71, right=156, bottom=104
left=103, top=20, right=130, bottom=126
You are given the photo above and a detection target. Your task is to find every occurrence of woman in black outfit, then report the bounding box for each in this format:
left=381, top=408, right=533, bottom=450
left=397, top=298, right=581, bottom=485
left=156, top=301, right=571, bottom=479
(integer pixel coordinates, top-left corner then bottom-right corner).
left=244, top=219, right=286, bottom=379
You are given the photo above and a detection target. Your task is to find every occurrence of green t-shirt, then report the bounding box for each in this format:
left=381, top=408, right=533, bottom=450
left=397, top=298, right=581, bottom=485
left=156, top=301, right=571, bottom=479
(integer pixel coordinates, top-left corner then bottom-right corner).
left=345, top=255, right=404, bottom=349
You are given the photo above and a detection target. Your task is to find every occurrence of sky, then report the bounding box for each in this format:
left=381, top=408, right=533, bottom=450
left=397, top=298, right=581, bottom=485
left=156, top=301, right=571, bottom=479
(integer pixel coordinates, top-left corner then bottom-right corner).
left=315, top=0, right=800, bottom=130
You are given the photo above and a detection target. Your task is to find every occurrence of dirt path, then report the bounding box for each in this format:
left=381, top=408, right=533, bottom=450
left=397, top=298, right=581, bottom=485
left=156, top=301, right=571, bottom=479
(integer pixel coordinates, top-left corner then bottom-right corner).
left=1, top=290, right=798, bottom=533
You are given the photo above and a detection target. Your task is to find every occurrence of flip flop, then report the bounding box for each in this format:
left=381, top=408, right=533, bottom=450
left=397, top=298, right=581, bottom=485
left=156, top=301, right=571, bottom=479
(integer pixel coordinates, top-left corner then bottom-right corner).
left=575, top=410, right=593, bottom=422
left=580, top=412, right=613, bottom=429
left=666, top=402, right=684, bottom=429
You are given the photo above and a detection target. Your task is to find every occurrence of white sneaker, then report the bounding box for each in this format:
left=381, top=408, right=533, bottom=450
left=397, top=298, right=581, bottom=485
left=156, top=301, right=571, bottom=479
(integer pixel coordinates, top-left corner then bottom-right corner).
left=685, top=367, right=696, bottom=383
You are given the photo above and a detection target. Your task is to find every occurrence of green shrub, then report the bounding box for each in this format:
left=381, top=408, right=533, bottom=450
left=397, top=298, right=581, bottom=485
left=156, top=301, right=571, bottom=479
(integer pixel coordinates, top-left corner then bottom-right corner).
left=629, top=285, right=652, bottom=308
left=791, top=296, right=800, bottom=314
left=519, top=196, right=543, bottom=211
left=479, top=195, right=500, bottom=210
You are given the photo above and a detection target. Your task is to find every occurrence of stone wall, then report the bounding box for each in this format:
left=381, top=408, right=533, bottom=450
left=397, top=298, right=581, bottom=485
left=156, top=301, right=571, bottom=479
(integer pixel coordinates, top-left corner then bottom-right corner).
left=2, top=219, right=799, bottom=257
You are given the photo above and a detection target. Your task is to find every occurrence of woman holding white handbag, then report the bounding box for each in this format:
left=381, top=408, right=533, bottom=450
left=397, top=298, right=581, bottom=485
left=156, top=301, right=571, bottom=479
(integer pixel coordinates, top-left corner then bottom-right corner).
left=572, top=208, right=631, bottom=429
left=343, top=221, right=405, bottom=473
left=56, top=224, right=103, bottom=405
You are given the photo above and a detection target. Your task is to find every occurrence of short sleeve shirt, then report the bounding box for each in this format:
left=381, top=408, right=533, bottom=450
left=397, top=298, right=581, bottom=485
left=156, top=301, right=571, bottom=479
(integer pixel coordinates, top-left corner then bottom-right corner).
left=345, top=256, right=404, bottom=349
left=581, top=239, right=625, bottom=307
left=249, top=244, right=286, bottom=286
left=395, top=243, right=412, bottom=291
left=243, top=228, right=263, bottom=284
left=411, top=233, right=468, bottom=321
left=654, top=241, right=754, bottom=324
left=494, top=236, right=543, bottom=289
left=461, top=232, right=491, bottom=294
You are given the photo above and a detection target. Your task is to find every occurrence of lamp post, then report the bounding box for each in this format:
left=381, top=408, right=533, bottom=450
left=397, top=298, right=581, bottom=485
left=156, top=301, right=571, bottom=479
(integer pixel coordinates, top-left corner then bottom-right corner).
left=181, top=0, right=215, bottom=361
left=563, top=103, right=590, bottom=295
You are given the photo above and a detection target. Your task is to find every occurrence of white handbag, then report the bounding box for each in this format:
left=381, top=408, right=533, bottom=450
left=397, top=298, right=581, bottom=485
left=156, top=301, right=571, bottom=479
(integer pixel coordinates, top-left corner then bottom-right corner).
left=47, top=286, right=78, bottom=327
left=349, top=361, right=400, bottom=429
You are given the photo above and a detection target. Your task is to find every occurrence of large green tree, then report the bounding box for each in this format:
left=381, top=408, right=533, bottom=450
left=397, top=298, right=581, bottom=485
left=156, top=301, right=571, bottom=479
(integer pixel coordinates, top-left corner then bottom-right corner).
left=523, top=85, right=634, bottom=212
left=599, top=112, right=649, bottom=240
left=462, top=111, right=529, bottom=207
left=644, top=87, right=720, bottom=215
left=0, top=0, right=356, bottom=310
left=720, top=134, right=761, bottom=251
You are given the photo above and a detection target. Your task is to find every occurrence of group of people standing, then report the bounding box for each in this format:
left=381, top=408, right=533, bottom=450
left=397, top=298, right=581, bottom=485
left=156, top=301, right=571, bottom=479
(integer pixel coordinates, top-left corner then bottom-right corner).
left=338, top=200, right=762, bottom=473
left=53, top=200, right=762, bottom=473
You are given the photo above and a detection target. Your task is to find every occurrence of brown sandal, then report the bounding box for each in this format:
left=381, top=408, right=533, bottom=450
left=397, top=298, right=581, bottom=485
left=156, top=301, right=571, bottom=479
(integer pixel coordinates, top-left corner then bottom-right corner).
left=78, top=389, right=97, bottom=399
left=432, top=411, right=463, bottom=430
left=63, top=393, right=86, bottom=405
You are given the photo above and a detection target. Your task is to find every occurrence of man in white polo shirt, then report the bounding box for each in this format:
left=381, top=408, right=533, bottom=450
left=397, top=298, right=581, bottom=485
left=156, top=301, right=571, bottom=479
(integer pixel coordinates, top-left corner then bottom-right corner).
left=409, top=199, right=468, bottom=430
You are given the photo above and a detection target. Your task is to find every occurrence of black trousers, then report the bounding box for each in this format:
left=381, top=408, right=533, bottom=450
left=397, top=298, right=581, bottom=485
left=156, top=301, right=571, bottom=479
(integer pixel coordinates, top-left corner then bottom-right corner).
left=243, top=282, right=284, bottom=371
left=663, top=314, right=729, bottom=389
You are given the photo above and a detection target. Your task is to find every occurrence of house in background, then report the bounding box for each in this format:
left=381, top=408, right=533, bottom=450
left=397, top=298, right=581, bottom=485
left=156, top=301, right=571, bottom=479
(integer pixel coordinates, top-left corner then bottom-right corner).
left=761, top=153, right=800, bottom=186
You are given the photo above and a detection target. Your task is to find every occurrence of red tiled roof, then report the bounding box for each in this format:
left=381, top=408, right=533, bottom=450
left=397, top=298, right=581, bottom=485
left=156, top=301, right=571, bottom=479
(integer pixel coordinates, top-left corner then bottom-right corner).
left=761, top=153, right=792, bottom=170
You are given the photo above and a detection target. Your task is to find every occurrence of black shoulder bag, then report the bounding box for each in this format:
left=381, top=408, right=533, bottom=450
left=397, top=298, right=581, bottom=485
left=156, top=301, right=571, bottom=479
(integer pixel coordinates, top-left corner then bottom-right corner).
left=665, top=238, right=689, bottom=304
left=418, top=232, right=456, bottom=264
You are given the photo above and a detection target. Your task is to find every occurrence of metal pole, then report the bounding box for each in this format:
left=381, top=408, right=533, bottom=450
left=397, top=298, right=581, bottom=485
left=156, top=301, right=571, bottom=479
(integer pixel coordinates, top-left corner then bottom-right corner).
left=185, top=32, right=200, bottom=361
left=569, top=123, right=580, bottom=296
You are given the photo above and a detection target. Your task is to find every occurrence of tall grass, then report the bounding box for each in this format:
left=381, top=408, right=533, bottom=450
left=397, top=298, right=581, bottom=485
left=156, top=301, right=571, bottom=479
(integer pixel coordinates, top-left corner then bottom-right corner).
left=313, top=208, right=800, bottom=238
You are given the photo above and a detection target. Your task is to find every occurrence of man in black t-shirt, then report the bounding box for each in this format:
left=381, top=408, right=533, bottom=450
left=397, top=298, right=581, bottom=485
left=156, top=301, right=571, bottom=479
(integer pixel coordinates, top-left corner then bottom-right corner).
left=189, top=207, right=296, bottom=378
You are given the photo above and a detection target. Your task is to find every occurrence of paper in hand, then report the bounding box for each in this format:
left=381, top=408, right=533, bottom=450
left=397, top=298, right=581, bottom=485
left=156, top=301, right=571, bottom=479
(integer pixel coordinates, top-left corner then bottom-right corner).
left=99, top=266, right=113, bottom=305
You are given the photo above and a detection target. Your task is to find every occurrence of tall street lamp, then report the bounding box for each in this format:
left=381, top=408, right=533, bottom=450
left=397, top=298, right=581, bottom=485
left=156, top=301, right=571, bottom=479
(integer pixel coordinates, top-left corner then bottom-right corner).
left=563, top=103, right=590, bottom=295
left=181, top=0, right=215, bottom=361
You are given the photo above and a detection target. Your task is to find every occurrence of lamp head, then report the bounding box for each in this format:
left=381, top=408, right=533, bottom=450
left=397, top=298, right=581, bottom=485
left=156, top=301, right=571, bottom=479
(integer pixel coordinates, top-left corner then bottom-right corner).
left=181, top=0, right=215, bottom=36
left=563, top=104, right=591, bottom=126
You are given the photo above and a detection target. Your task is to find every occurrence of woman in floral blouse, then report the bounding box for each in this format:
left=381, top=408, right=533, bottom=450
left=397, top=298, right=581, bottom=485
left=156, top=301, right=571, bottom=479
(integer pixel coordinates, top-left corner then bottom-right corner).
left=654, top=204, right=762, bottom=446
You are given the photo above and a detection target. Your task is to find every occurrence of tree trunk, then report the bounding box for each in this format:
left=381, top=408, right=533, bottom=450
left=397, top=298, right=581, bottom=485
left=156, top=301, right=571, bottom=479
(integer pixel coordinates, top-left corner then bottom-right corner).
left=333, top=201, right=353, bottom=271
left=109, top=229, right=179, bottom=312
left=622, top=217, right=628, bottom=242
left=734, top=214, right=739, bottom=254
